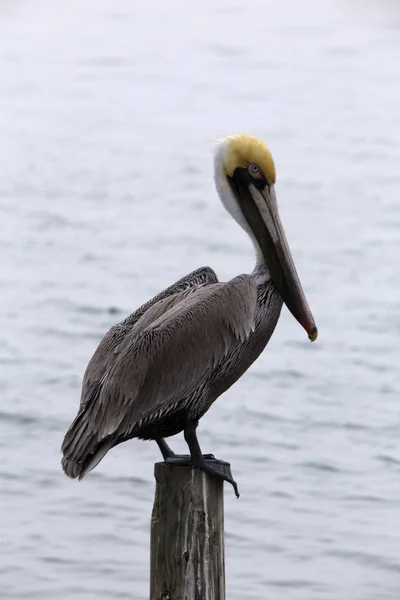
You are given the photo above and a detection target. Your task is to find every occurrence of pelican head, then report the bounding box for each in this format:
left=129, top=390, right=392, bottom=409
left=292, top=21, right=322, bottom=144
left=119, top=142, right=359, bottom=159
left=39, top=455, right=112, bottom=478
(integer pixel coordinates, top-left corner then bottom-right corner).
left=214, top=133, right=317, bottom=342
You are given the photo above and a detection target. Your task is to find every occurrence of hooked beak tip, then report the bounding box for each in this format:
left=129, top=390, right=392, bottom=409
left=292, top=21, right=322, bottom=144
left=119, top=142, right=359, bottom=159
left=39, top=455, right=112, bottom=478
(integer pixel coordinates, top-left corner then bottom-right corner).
left=308, top=326, right=318, bottom=343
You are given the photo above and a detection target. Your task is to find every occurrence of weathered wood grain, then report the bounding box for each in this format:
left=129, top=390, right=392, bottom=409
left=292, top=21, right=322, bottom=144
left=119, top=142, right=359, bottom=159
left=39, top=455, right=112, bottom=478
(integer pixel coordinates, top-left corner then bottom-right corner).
left=150, top=462, right=226, bottom=600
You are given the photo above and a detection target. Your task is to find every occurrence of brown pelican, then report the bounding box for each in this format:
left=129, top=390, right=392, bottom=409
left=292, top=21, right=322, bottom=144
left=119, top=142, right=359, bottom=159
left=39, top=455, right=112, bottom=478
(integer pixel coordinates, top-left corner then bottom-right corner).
left=61, top=134, right=317, bottom=497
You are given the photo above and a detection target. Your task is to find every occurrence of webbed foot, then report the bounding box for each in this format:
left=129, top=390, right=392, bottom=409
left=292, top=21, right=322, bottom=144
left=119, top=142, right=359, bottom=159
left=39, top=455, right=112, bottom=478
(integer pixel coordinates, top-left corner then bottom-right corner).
left=164, top=453, right=215, bottom=465
left=156, top=428, right=239, bottom=498
left=165, top=455, right=239, bottom=498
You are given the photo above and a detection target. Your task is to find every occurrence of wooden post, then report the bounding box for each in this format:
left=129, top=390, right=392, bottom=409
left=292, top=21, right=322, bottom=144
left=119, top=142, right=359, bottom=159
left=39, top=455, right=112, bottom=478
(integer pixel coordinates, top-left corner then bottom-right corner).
left=150, top=462, right=226, bottom=600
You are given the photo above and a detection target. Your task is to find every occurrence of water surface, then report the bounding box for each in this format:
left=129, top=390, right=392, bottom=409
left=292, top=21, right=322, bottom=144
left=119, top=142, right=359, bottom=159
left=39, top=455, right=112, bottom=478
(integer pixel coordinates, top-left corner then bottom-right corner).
left=1, top=1, right=400, bottom=599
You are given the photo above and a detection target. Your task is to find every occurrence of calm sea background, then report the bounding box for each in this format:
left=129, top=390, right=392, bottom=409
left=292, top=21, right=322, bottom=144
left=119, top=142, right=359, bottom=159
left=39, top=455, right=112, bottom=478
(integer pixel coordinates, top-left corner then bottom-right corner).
left=1, top=1, right=400, bottom=599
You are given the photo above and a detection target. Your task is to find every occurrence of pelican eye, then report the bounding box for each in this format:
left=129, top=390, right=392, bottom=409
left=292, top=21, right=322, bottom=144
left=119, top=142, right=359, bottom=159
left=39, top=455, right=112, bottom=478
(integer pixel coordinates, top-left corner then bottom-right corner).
left=248, top=163, right=260, bottom=175
left=247, top=163, right=267, bottom=189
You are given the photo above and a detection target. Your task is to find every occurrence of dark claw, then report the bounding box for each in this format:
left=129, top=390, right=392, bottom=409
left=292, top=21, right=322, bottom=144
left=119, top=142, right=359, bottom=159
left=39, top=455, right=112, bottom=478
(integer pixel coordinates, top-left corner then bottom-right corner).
left=200, top=459, right=239, bottom=498
left=165, top=456, right=239, bottom=498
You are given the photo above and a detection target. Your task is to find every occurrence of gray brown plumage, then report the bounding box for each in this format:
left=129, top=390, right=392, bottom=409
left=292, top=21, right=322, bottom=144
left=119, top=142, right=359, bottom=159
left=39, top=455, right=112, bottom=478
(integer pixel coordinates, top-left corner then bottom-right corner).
left=61, top=134, right=317, bottom=493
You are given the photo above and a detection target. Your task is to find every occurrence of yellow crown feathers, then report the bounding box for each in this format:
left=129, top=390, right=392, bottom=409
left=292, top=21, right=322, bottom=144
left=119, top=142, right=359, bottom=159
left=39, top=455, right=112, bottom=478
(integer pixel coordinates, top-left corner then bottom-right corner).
left=223, top=134, right=276, bottom=184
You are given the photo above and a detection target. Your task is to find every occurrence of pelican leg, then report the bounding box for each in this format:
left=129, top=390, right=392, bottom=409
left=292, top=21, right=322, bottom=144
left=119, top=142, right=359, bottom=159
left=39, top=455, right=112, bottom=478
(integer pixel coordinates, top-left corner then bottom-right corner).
left=164, top=421, right=240, bottom=498
left=156, top=438, right=176, bottom=460
left=156, top=437, right=215, bottom=461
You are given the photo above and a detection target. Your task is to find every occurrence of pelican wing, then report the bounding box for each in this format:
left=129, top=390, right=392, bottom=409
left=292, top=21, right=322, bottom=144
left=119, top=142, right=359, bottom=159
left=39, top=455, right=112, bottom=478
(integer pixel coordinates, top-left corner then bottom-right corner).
left=90, top=274, right=257, bottom=438
left=62, top=274, right=257, bottom=477
left=79, top=266, right=218, bottom=412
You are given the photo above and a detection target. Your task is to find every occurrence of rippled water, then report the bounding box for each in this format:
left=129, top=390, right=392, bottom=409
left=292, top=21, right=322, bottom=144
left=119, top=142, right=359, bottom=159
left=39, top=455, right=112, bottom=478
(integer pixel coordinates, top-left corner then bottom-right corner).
left=1, top=1, right=400, bottom=598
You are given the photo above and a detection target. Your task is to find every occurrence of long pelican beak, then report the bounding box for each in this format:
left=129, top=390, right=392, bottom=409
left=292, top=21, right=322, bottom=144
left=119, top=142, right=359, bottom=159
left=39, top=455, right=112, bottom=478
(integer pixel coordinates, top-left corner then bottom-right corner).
left=229, top=169, right=318, bottom=341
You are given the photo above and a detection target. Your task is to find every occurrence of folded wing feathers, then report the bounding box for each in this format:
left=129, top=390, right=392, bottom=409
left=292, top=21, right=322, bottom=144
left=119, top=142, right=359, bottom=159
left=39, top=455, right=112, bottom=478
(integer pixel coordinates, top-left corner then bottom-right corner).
left=92, top=274, right=257, bottom=438
left=78, top=266, right=218, bottom=413
left=61, top=272, right=256, bottom=476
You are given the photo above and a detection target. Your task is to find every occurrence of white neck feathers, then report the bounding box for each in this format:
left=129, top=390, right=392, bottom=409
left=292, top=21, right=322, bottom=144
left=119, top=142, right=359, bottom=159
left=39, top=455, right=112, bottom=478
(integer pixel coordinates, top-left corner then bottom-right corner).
left=213, top=139, right=269, bottom=277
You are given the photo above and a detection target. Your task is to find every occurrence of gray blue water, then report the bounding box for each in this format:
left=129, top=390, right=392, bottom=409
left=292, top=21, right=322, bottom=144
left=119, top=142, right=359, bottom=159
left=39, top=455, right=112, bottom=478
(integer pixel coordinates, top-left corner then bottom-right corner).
left=1, top=1, right=400, bottom=598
